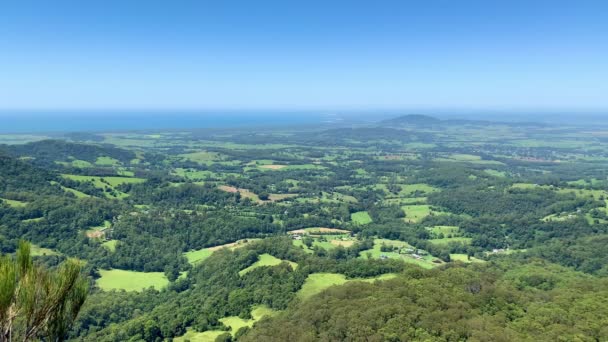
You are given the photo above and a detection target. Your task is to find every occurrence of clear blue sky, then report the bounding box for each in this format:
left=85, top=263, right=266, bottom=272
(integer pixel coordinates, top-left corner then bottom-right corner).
left=0, top=0, right=607, bottom=111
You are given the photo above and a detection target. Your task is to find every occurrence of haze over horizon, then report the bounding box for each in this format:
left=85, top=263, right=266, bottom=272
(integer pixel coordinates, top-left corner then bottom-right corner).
left=1, top=0, right=607, bottom=112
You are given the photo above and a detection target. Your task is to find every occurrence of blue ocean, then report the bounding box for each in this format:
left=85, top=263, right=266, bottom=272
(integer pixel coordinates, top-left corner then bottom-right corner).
left=0, top=111, right=358, bottom=133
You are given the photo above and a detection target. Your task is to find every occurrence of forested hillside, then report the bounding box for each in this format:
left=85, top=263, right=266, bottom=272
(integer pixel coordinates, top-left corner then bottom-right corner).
left=1, top=118, right=607, bottom=341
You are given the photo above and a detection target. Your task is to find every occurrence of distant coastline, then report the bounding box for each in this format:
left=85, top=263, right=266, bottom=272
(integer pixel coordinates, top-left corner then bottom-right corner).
left=0, top=111, right=342, bottom=133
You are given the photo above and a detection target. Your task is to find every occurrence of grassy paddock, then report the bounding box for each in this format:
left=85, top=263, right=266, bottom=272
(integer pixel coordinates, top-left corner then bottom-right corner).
left=297, top=272, right=400, bottom=300
left=97, top=269, right=169, bottom=291
left=401, top=205, right=447, bottom=223
left=1, top=198, right=27, bottom=207
left=239, top=253, right=298, bottom=276
left=351, top=211, right=372, bottom=224
left=184, top=248, right=214, bottom=264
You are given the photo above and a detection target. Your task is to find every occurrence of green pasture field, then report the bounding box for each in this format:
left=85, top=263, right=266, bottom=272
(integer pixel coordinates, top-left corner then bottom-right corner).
left=179, top=151, right=223, bottom=164
left=450, top=254, right=485, bottom=263
left=399, top=183, right=440, bottom=196
left=95, top=156, right=121, bottom=166
left=429, top=225, right=459, bottom=235
left=62, top=174, right=146, bottom=187
left=184, top=248, right=214, bottom=264
left=292, top=239, right=314, bottom=253
left=297, top=272, right=400, bottom=300
left=427, top=225, right=472, bottom=245
left=239, top=253, right=298, bottom=276
left=173, top=168, right=218, bottom=180
left=351, top=211, right=372, bottom=224
left=97, top=269, right=169, bottom=291
left=22, top=217, right=43, bottom=223
left=61, top=174, right=145, bottom=198
left=401, top=205, right=444, bottom=223
left=358, top=239, right=411, bottom=260
left=174, top=305, right=277, bottom=341
left=71, top=159, right=93, bottom=168
left=173, top=328, right=224, bottom=342
left=50, top=181, right=91, bottom=198
left=0, top=198, right=27, bottom=207
left=358, top=239, right=439, bottom=269
left=297, top=273, right=348, bottom=300
left=102, top=240, right=118, bottom=252
left=484, top=169, right=507, bottom=177
left=30, top=244, right=60, bottom=257
left=62, top=186, right=91, bottom=198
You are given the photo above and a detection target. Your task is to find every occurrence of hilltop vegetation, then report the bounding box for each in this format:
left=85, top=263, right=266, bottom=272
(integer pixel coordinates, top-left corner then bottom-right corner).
left=0, top=116, right=608, bottom=340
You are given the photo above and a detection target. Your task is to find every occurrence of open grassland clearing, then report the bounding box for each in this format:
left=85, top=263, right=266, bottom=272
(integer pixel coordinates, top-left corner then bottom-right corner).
left=218, top=185, right=296, bottom=203
left=398, top=183, right=439, bottom=197
left=61, top=174, right=146, bottom=198
left=428, top=226, right=472, bottom=245
left=329, top=238, right=356, bottom=247
left=297, top=273, right=348, bottom=300
left=207, top=239, right=260, bottom=252
left=292, top=239, right=314, bottom=253
left=97, top=269, right=169, bottom=291
left=268, top=193, right=298, bottom=202
left=315, top=234, right=356, bottom=250
left=351, top=211, right=372, bottom=224
left=401, top=205, right=447, bottom=223
left=70, top=159, right=94, bottom=168
left=184, top=248, right=214, bottom=264
left=359, top=239, right=440, bottom=269
left=174, top=328, right=224, bottom=342
left=0, top=198, right=27, bottom=207
left=218, top=185, right=259, bottom=200
left=297, top=272, right=399, bottom=300
left=95, top=156, right=121, bottom=166
left=175, top=305, right=277, bottom=341
left=51, top=181, right=91, bottom=198
left=30, top=244, right=60, bottom=257
left=102, top=240, right=118, bottom=252
left=450, top=254, right=485, bottom=263
left=86, top=220, right=112, bottom=238
left=22, top=217, right=44, bottom=223
left=296, top=191, right=357, bottom=204
left=258, top=164, right=287, bottom=170
left=288, top=227, right=351, bottom=235
left=239, top=253, right=298, bottom=276
left=484, top=169, right=508, bottom=177
left=358, top=239, right=412, bottom=260
left=290, top=229, right=355, bottom=251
